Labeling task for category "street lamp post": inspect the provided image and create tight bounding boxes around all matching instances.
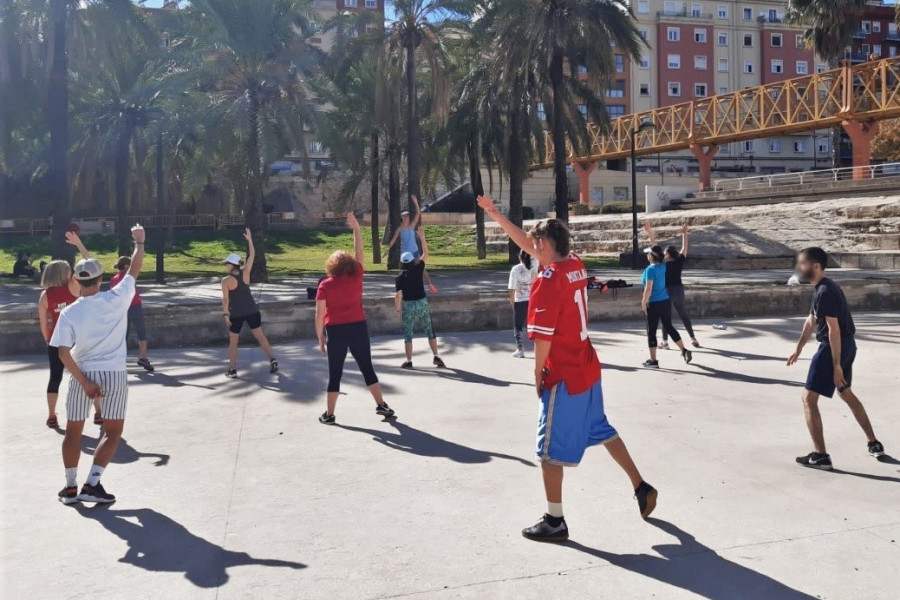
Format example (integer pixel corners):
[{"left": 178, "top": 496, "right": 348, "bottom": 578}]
[
  {"left": 631, "top": 118, "right": 656, "bottom": 268},
  {"left": 155, "top": 127, "right": 165, "bottom": 284}
]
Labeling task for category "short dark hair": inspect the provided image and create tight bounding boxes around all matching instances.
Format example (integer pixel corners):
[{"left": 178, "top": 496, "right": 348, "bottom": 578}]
[
  {"left": 78, "top": 276, "right": 101, "bottom": 288},
  {"left": 529, "top": 219, "right": 570, "bottom": 257},
  {"left": 519, "top": 249, "right": 532, "bottom": 269},
  {"left": 800, "top": 247, "right": 828, "bottom": 270},
  {"left": 664, "top": 245, "right": 679, "bottom": 259}
]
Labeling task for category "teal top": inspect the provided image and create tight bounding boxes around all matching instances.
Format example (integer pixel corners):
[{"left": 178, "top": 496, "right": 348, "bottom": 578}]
[{"left": 641, "top": 263, "right": 669, "bottom": 302}]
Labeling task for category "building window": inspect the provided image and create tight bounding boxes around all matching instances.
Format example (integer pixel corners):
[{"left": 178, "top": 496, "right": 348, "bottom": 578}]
[
  {"left": 769, "top": 89, "right": 779, "bottom": 100},
  {"left": 668, "top": 54, "right": 681, "bottom": 69},
  {"left": 691, "top": 3, "right": 702, "bottom": 18},
  {"left": 718, "top": 86, "right": 729, "bottom": 94},
  {"left": 873, "top": 21, "right": 882, "bottom": 34},
  {"left": 890, "top": 23, "right": 898, "bottom": 35},
  {"left": 718, "top": 58, "right": 728, "bottom": 72},
  {"left": 577, "top": 104, "right": 587, "bottom": 118},
  {"left": 613, "top": 187, "right": 629, "bottom": 201},
  {"left": 768, "top": 140, "right": 781, "bottom": 153},
  {"left": 695, "top": 29, "right": 707, "bottom": 43},
  {"left": 767, "top": 9, "right": 779, "bottom": 22},
  {"left": 862, "top": 21, "right": 871, "bottom": 34},
  {"left": 816, "top": 63, "right": 827, "bottom": 73},
  {"left": 873, "top": 45, "right": 882, "bottom": 57},
  {"left": 309, "top": 140, "right": 324, "bottom": 154},
  {"left": 796, "top": 61, "right": 808, "bottom": 75},
  {"left": 794, "top": 141, "right": 805, "bottom": 153},
  {"left": 344, "top": 0, "right": 357, "bottom": 6},
  {"left": 536, "top": 103, "right": 546, "bottom": 121},
  {"left": 365, "top": 23, "right": 379, "bottom": 34},
  {"left": 771, "top": 59, "right": 783, "bottom": 74},
  {"left": 637, "top": 0, "right": 649, "bottom": 12},
  {"left": 717, "top": 32, "right": 728, "bottom": 46},
  {"left": 743, "top": 140, "right": 754, "bottom": 153},
  {"left": 891, "top": 47, "right": 898, "bottom": 58},
  {"left": 576, "top": 64, "right": 588, "bottom": 74},
  {"left": 717, "top": 5, "right": 727, "bottom": 19},
  {"left": 668, "top": 82, "right": 681, "bottom": 97},
  {"left": 639, "top": 28, "right": 649, "bottom": 41},
  {"left": 639, "top": 83, "right": 650, "bottom": 96},
  {"left": 743, "top": 61, "right": 754, "bottom": 74},
  {"left": 608, "top": 105, "right": 626, "bottom": 117},
  {"left": 817, "top": 138, "right": 829, "bottom": 153},
  {"left": 639, "top": 56, "right": 650, "bottom": 69},
  {"left": 743, "top": 33, "right": 753, "bottom": 47},
  {"left": 720, "top": 143, "right": 730, "bottom": 155},
  {"left": 694, "top": 83, "right": 708, "bottom": 97},
  {"left": 615, "top": 55, "right": 625, "bottom": 73},
  {"left": 795, "top": 34, "right": 804, "bottom": 49},
  {"left": 605, "top": 80, "right": 626, "bottom": 98},
  {"left": 667, "top": 27, "right": 680, "bottom": 42},
  {"left": 365, "top": 0, "right": 377, "bottom": 7},
  {"left": 771, "top": 33, "right": 782, "bottom": 48},
  {"left": 742, "top": 7, "right": 752, "bottom": 20},
  {"left": 695, "top": 55, "right": 707, "bottom": 70},
  {"left": 862, "top": 43, "right": 870, "bottom": 54},
  {"left": 663, "top": 0, "right": 678, "bottom": 12}
]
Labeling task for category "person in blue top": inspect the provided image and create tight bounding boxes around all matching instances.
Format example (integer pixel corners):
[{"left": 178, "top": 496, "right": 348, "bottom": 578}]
[
  {"left": 385, "top": 194, "right": 436, "bottom": 293},
  {"left": 641, "top": 245, "right": 692, "bottom": 368}
]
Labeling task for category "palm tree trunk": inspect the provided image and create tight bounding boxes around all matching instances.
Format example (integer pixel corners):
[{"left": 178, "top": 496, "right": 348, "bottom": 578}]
[
  {"left": 245, "top": 89, "right": 268, "bottom": 282},
  {"left": 405, "top": 39, "right": 420, "bottom": 199},
  {"left": 508, "top": 106, "right": 526, "bottom": 264},
  {"left": 549, "top": 53, "right": 569, "bottom": 221},
  {"left": 114, "top": 123, "right": 132, "bottom": 255},
  {"left": 370, "top": 131, "right": 381, "bottom": 263},
  {"left": 467, "top": 136, "right": 486, "bottom": 260},
  {"left": 387, "top": 146, "right": 402, "bottom": 269},
  {"left": 48, "top": 0, "right": 72, "bottom": 262}
]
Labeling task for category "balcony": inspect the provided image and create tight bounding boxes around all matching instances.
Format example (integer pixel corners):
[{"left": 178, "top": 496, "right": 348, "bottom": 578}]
[
  {"left": 883, "top": 33, "right": 900, "bottom": 42},
  {"left": 853, "top": 30, "right": 871, "bottom": 39},
  {"left": 657, "top": 10, "right": 713, "bottom": 20}
]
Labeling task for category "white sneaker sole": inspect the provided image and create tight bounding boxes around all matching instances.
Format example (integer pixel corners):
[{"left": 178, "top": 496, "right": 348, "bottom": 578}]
[
  {"left": 58, "top": 496, "right": 80, "bottom": 505},
  {"left": 76, "top": 494, "right": 116, "bottom": 503}
]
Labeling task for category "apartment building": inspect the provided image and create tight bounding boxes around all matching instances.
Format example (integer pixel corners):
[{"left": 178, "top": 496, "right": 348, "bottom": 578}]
[
  {"left": 848, "top": 1, "right": 900, "bottom": 61},
  {"left": 629, "top": 0, "right": 828, "bottom": 175}
]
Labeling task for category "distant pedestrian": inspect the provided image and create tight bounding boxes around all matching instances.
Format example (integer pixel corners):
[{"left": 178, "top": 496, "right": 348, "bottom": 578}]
[
  {"left": 315, "top": 213, "right": 394, "bottom": 424},
  {"left": 645, "top": 222, "right": 699, "bottom": 348},
  {"left": 508, "top": 249, "right": 538, "bottom": 358},
  {"left": 787, "top": 247, "right": 884, "bottom": 470},
  {"left": 110, "top": 257, "right": 154, "bottom": 372},
  {"left": 220, "top": 229, "right": 277, "bottom": 378},
  {"left": 641, "top": 245, "right": 692, "bottom": 368},
  {"left": 394, "top": 228, "right": 445, "bottom": 369}
]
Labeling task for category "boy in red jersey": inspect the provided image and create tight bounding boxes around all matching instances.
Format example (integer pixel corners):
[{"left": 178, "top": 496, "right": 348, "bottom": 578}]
[{"left": 478, "top": 196, "right": 657, "bottom": 543}]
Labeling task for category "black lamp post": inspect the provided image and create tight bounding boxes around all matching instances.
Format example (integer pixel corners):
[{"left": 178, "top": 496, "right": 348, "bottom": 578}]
[
  {"left": 145, "top": 106, "right": 166, "bottom": 284},
  {"left": 631, "top": 118, "right": 656, "bottom": 268}
]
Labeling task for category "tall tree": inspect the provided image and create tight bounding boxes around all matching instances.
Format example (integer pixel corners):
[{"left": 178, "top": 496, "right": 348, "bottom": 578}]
[{"left": 47, "top": 0, "right": 72, "bottom": 261}]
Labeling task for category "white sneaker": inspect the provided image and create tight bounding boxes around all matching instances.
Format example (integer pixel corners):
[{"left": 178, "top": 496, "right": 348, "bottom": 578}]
[
  {"left": 658, "top": 342, "right": 670, "bottom": 350},
  {"left": 512, "top": 349, "right": 525, "bottom": 358}
]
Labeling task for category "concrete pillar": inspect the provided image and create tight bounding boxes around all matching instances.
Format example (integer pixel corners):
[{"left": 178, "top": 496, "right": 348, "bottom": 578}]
[
  {"left": 842, "top": 120, "right": 878, "bottom": 180},
  {"left": 571, "top": 161, "right": 596, "bottom": 205},
  {"left": 689, "top": 144, "right": 719, "bottom": 191}
]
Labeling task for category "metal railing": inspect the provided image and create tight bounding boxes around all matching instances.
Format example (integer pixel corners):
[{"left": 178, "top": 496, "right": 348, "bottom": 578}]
[{"left": 712, "top": 162, "right": 900, "bottom": 192}]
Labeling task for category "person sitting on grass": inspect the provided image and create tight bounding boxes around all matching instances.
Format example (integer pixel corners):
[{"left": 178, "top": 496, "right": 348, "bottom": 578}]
[
  {"left": 394, "top": 228, "right": 445, "bottom": 370},
  {"left": 13, "top": 252, "right": 37, "bottom": 277}
]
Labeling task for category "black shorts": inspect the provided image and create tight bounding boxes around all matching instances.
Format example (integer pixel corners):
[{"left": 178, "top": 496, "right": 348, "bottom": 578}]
[
  {"left": 806, "top": 339, "right": 856, "bottom": 398},
  {"left": 229, "top": 311, "right": 262, "bottom": 334}
]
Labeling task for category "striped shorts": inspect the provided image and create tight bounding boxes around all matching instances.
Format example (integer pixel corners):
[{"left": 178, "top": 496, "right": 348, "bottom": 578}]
[{"left": 66, "top": 371, "right": 128, "bottom": 422}]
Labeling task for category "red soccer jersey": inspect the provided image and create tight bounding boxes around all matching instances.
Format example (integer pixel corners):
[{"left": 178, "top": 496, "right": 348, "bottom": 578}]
[{"left": 527, "top": 254, "right": 601, "bottom": 395}]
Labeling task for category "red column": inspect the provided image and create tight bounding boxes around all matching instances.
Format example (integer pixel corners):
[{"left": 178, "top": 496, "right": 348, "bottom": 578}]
[
  {"left": 689, "top": 144, "right": 718, "bottom": 191},
  {"left": 571, "top": 161, "right": 596, "bottom": 205},
  {"left": 842, "top": 120, "right": 878, "bottom": 180}
]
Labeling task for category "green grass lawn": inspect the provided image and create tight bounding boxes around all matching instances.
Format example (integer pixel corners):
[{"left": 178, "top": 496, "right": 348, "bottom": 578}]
[{"left": 1, "top": 226, "right": 615, "bottom": 281}]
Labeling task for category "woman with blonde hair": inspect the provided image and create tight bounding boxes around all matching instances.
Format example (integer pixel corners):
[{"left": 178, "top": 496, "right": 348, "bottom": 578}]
[{"left": 315, "top": 213, "right": 394, "bottom": 424}]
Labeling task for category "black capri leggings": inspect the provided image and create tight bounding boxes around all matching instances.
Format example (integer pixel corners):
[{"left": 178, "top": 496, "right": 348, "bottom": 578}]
[
  {"left": 646, "top": 299, "right": 681, "bottom": 348},
  {"left": 47, "top": 345, "right": 65, "bottom": 394},
  {"left": 326, "top": 320, "right": 379, "bottom": 393},
  {"left": 662, "top": 285, "right": 695, "bottom": 341}
]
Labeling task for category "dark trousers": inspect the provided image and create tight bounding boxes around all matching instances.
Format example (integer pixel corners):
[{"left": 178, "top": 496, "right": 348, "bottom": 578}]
[
  {"left": 647, "top": 299, "right": 681, "bottom": 348},
  {"left": 47, "top": 344, "right": 64, "bottom": 394},
  {"left": 326, "top": 320, "right": 379, "bottom": 393},
  {"left": 662, "top": 285, "right": 695, "bottom": 341},
  {"left": 513, "top": 301, "right": 528, "bottom": 348}
]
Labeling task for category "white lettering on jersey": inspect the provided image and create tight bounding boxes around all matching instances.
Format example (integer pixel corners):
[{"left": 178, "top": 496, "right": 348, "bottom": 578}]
[{"left": 565, "top": 268, "right": 587, "bottom": 283}]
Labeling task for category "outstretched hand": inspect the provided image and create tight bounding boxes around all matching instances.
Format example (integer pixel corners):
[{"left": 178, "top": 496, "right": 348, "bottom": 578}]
[
  {"left": 682, "top": 223, "right": 690, "bottom": 234},
  {"left": 65, "top": 231, "right": 82, "bottom": 247},
  {"left": 476, "top": 195, "right": 499, "bottom": 218},
  {"left": 243, "top": 228, "right": 252, "bottom": 243},
  {"left": 131, "top": 224, "right": 146, "bottom": 244},
  {"left": 643, "top": 221, "right": 652, "bottom": 233},
  {"left": 347, "top": 212, "right": 360, "bottom": 230}
]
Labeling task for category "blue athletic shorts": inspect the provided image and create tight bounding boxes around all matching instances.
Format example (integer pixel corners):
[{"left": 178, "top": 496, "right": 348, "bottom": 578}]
[
  {"left": 806, "top": 338, "right": 856, "bottom": 398},
  {"left": 536, "top": 380, "right": 618, "bottom": 467}
]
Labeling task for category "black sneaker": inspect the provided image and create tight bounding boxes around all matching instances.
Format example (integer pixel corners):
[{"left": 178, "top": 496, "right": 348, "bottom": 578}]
[
  {"left": 137, "top": 357, "right": 154, "bottom": 372},
  {"left": 77, "top": 482, "right": 116, "bottom": 503},
  {"left": 226, "top": 368, "right": 237, "bottom": 378},
  {"left": 433, "top": 355, "right": 446, "bottom": 368},
  {"left": 58, "top": 486, "right": 79, "bottom": 505},
  {"left": 375, "top": 403, "right": 395, "bottom": 418},
  {"left": 401, "top": 361, "right": 413, "bottom": 370},
  {"left": 635, "top": 481, "right": 658, "bottom": 520},
  {"left": 269, "top": 358, "right": 278, "bottom": 374},
  {"left": 319, "top": 412, "right": 335, "bottom": 425},
  {"left": 643, "top": 359, "right": 659, "bottom": 368},
  {"left": 682, "top": 349, "right": 693, "bottom": 364},
  {"left": 868, "top": 440, "right": 885, "bottom": 457},
  {"left": 796, "top": 452, "right": 833, "bottom": 471},
  {"left": 521, "top": 514, "right": 569, "bottom": 543}
]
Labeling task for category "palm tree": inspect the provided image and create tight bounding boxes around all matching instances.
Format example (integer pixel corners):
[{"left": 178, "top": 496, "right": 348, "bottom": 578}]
[{"left": 490, "top": 0, "right": 644, "bottom": 220}]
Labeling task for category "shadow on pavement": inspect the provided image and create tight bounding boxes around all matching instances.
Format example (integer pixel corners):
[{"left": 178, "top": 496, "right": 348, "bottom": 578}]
[
  {"left": 830, "top": 468, "right": 900, "bottom": 483},
  {"left": 133, "top": 371, "right": 216, "bottom": 390},
  {"left": 381, "top": 365, "right": 531, "bottom": 388},
  {"left": 76, "top": 506, "right": 306, "bottom": 588},
  {"left": 336, "top": 420, "right": 535, "bottom": 466},
  {"left": 566, "top": 518, "right": 818, "bottom": 600},
  {"left": 690, "top": 364, "right": 803, "bottom": 387},
  {"left": 876, "top": 454, "right": 900, "bottom": 466},
  {"left": 57, "top": 429, "right": 171, "bottom": 467}
]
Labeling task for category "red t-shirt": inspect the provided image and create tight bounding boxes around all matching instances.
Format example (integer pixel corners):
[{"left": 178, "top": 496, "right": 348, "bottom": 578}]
[
  {"left": 527, "top": 254, "right": 601, "bottom": 395},
  {"left": 45, "top": 284, "right": 79, "bottom": 338},
  {"left": 109, "top": 271, "right": 141, "bottom": 307},
  {"left": 316, "top": 264, "right": 365, "bottom": 326}
]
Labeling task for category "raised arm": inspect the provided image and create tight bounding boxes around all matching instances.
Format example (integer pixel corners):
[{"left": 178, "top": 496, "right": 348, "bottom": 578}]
[
  {"left": 681, "top": 224, "right": 690, "bottom": 257},
  {"left": 643, "top": 222, "right": 657, "bottom": 246},
  {"left": 477, "top": 196, "right": 538, "bottom": 260},
  {"left": 241, "top": 228, "right": 254, "bottom": 285},
  {"left": 65, "top": 231, "right": 90, "bottom": 259},
  {"left": 417, "top": 228, "right": 430, "bottom": 263},
  {"left": 348, "top": 212, "right": 364, "bottom": 265},
  {"left": 127, "top": 225, "right": 145, "bottom": 279},
  {"left": 409, "top": 195, "right": 422, "bottom": 229}
]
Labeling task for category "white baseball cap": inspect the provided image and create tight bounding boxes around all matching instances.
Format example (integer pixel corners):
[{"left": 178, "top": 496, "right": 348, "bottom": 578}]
[
  {"left": 400, "top": 252, "right": 415, "bottom": 263},
  {"left": 223, "top": 253, "right": 242, "bottom": 266},
  {"left": 73, "top": 258, "right": 103, "bottom": 280}
]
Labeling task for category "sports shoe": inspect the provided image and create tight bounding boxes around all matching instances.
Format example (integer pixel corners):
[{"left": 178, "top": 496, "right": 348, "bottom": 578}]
[
  {"left": 643, "top": 359, "right": 659, "bottom": 368},
  {"left": 401, "top": 361, "right": 413, "bottom": 370},
  {"left": 521, "top": 514, "right": 569, "bottom": 543},
  {"left": 682, "top": 349, "right": 693, "bottom": 364},
  {"left": 269, "top": 358, "right": 278, "bottom": 374},
  {"left": 868, "top": 440, "right": 885, "bottom": 458},
  {"left": 77, "top": 482, "right": 116, "bottom": 503},
  {"left": 319, "top": 412, "right": 335, "bottom": 425},
  {"left": 512, "top": 349, "right": 525, "bottom": 358},
  {"left": 796, "top": 452, "right": 833, "bottom": 471},
  {"left": 226, "top": 368, "right": 237, "bottom": 378},
  {"left": 658, "top": 341, "right": 670, "bottom": 350},
  {"left": 691, "top": 338, "right": 701, "bottom": 348},
  {"left": 137, "top": 357, "right": 154, "bottom": 372},
  {"left": 94, "top": 412, "right": 104, "bottom": 426},
  {"left": 635, "top": 481, "right": 658, "bottom": 520},
  {"left": 433, "top": 355, "right": 446, "bottom": 368},
  {"left": 375, "top": 403, "right": 395, "bottom": 417},
  {"left": 58, "top": 486, "right": 79, "bottom": 505}
]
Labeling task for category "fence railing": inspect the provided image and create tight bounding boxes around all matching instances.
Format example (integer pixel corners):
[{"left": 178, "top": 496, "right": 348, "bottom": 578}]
[
  {"left": 0, "top": 212, "right": 312, "bottom": 235},
  {"left": 711, "top": 162, "right": 900, "bottom": 192}
]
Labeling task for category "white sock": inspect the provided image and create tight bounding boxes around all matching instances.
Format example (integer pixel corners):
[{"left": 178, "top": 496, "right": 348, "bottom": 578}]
[
  {"left": 547, "top": 502, "right": 564, "bottom": 518},
  {"left": 65, "top": 467, "right": 78, "bottom": 487},
  {"left": 86, "top": 465, "right": 105, "bottom": 487}
]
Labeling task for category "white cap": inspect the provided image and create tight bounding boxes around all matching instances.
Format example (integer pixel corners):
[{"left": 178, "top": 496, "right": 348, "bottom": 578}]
[
  {"left": 73, "top": 258, "right": 103, "bottom": 280},
  {"left": 223, "top": 253, "right": 242, "bottom": 266},
  {"left": 400, "top": 252, "right": 415, "bottom": 263}
]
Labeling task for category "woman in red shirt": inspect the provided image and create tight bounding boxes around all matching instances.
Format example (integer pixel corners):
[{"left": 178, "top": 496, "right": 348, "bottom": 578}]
[{"left": 315, "top": 213, "right": 394, "bottom": 424}]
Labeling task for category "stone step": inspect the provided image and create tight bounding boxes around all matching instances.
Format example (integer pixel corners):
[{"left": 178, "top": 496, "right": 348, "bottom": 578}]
[{"left": 843, "top": 233, "right": 900, "bottom": 250}]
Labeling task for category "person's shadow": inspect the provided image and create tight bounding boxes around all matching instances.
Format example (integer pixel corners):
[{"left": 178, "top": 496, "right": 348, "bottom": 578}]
[
  {"left": 336, "top": 420, "right": 535, "bottom": 466},
  {"left": 566, "top": 518, "right": 819, "bottom": 600},
  {"left": 76, "top": 506, "right": 306, "bottom": 588},
  {"left": 77, "top": 432, "right": 171, "bottom": 467}
]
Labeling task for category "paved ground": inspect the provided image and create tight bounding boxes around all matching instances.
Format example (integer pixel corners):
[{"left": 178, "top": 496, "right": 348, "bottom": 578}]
[{"left": 2, "top": 315, "right": 899, "bottom": 600}]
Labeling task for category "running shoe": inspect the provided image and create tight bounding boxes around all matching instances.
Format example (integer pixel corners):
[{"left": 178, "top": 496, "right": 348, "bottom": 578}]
[
  {"left": 691, "top": 338, "right": 701, "bottom": 348},
  {"left": 137, "top": 357, "right": 154, "bottom": 372},
  {"left": 512, "top": 349, "right": 525, "bottom": 358},
  {"left": 643, "top": 359, "right": 659, "bottom": 368},
  {"left": 682, "top": 349, "right": 693, "bottom": 364},
  {"left": 58, "top": 486, "right": 79, "bottom": 505},
  {"left": 269, "top": 358, "right": 278, "bottom": 374},
  {"left": 375, "top": 403, "right": 395, "bottom": 418},
  {"left": 401, "top": 361, "right": 413, "bottom": 370},
  {"left": 796, "top": 452, "right": 833, "bottom": 471},
  {"left": 226, "top": 368, "right": 238, "bottom": 378},
  {"left": 77, "top": 482, "right": 116, "bottom": 503},
  {"left": 319, "top": 412, "right": 336, "bottom": 425},
  {"left": 868, "top": 440, "right": 886, "bottom": 458},
  {"left": 521, "top": 514, "right": 569, "bottom": 543},
  {"left": 46, "top": 414, "right": 59, "bottom": 429},
  {"left": 658, "top": 341, "right": 670, "bottom": 350},
  {"left": 433, "top": 355, "right": 446, "bottom": 368},
  {"left": 635, "top": 481, "right": 658, "bottom": 520},
  {"left": 94, "top": 412, "right": 104, "bottom": 426}
]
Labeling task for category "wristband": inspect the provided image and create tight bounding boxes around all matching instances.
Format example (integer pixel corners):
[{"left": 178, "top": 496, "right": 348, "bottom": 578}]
[{"left": 135, "top": 242, "right": 145, "bottom": 246}]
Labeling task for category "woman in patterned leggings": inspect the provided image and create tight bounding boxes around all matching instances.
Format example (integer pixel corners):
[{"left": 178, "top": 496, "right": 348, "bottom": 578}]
[{"left": 394, "top": 229, "right": 446, "bottom": 370}]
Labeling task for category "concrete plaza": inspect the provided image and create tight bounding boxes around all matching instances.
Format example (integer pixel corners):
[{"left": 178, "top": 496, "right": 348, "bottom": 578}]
[{"left": 1, "top": 315, "right": 899, "bottom": 600}]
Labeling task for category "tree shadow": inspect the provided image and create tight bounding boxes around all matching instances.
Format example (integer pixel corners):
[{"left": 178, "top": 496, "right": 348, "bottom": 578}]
[
  {"left": 690, "top": 364, "right": 803, "bottom": 388},
  {"left": 335, "top": 420, "right": 535, "bottom": 466},
  {"left": 133, "top": 371, "right": 216, "bottom": 390},
  {"left": 565, "top": 518, "right": 819, "bottom": 600},
  {"left": 75, "top": 506, "right": 306, "bottom": 588}
]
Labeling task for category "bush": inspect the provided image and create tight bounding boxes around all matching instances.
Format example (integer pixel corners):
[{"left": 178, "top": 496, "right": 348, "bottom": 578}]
[{"left": 600, "top": 201, "right": 644, "bottom": 214}]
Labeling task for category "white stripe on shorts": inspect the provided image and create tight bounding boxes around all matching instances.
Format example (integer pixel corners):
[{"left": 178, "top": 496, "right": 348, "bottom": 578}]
[{"left": 66, "top": 371, "right": 128, "bottom": 422}]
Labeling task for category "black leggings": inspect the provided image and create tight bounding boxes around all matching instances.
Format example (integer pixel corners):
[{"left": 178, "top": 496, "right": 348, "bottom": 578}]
[
  {"left": 662, "top": 285, "right": 695, "bottom": 341},
  {"left": 326, "top": 320, "right": 379, "bottom": 393},
  {"left": 513, "top": 301, "right": 528, "bottom": 347},
  {"left": 647, "top": 300, "right": 681, "bottom": 348},
  {"left": 47, "top": 345, "right": 64, "bottom": 394}
]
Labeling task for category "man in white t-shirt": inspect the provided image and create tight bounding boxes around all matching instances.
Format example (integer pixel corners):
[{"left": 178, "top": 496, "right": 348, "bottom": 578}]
[{"left": 51, "top": 224, "right": 145, "bottom": 505}]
